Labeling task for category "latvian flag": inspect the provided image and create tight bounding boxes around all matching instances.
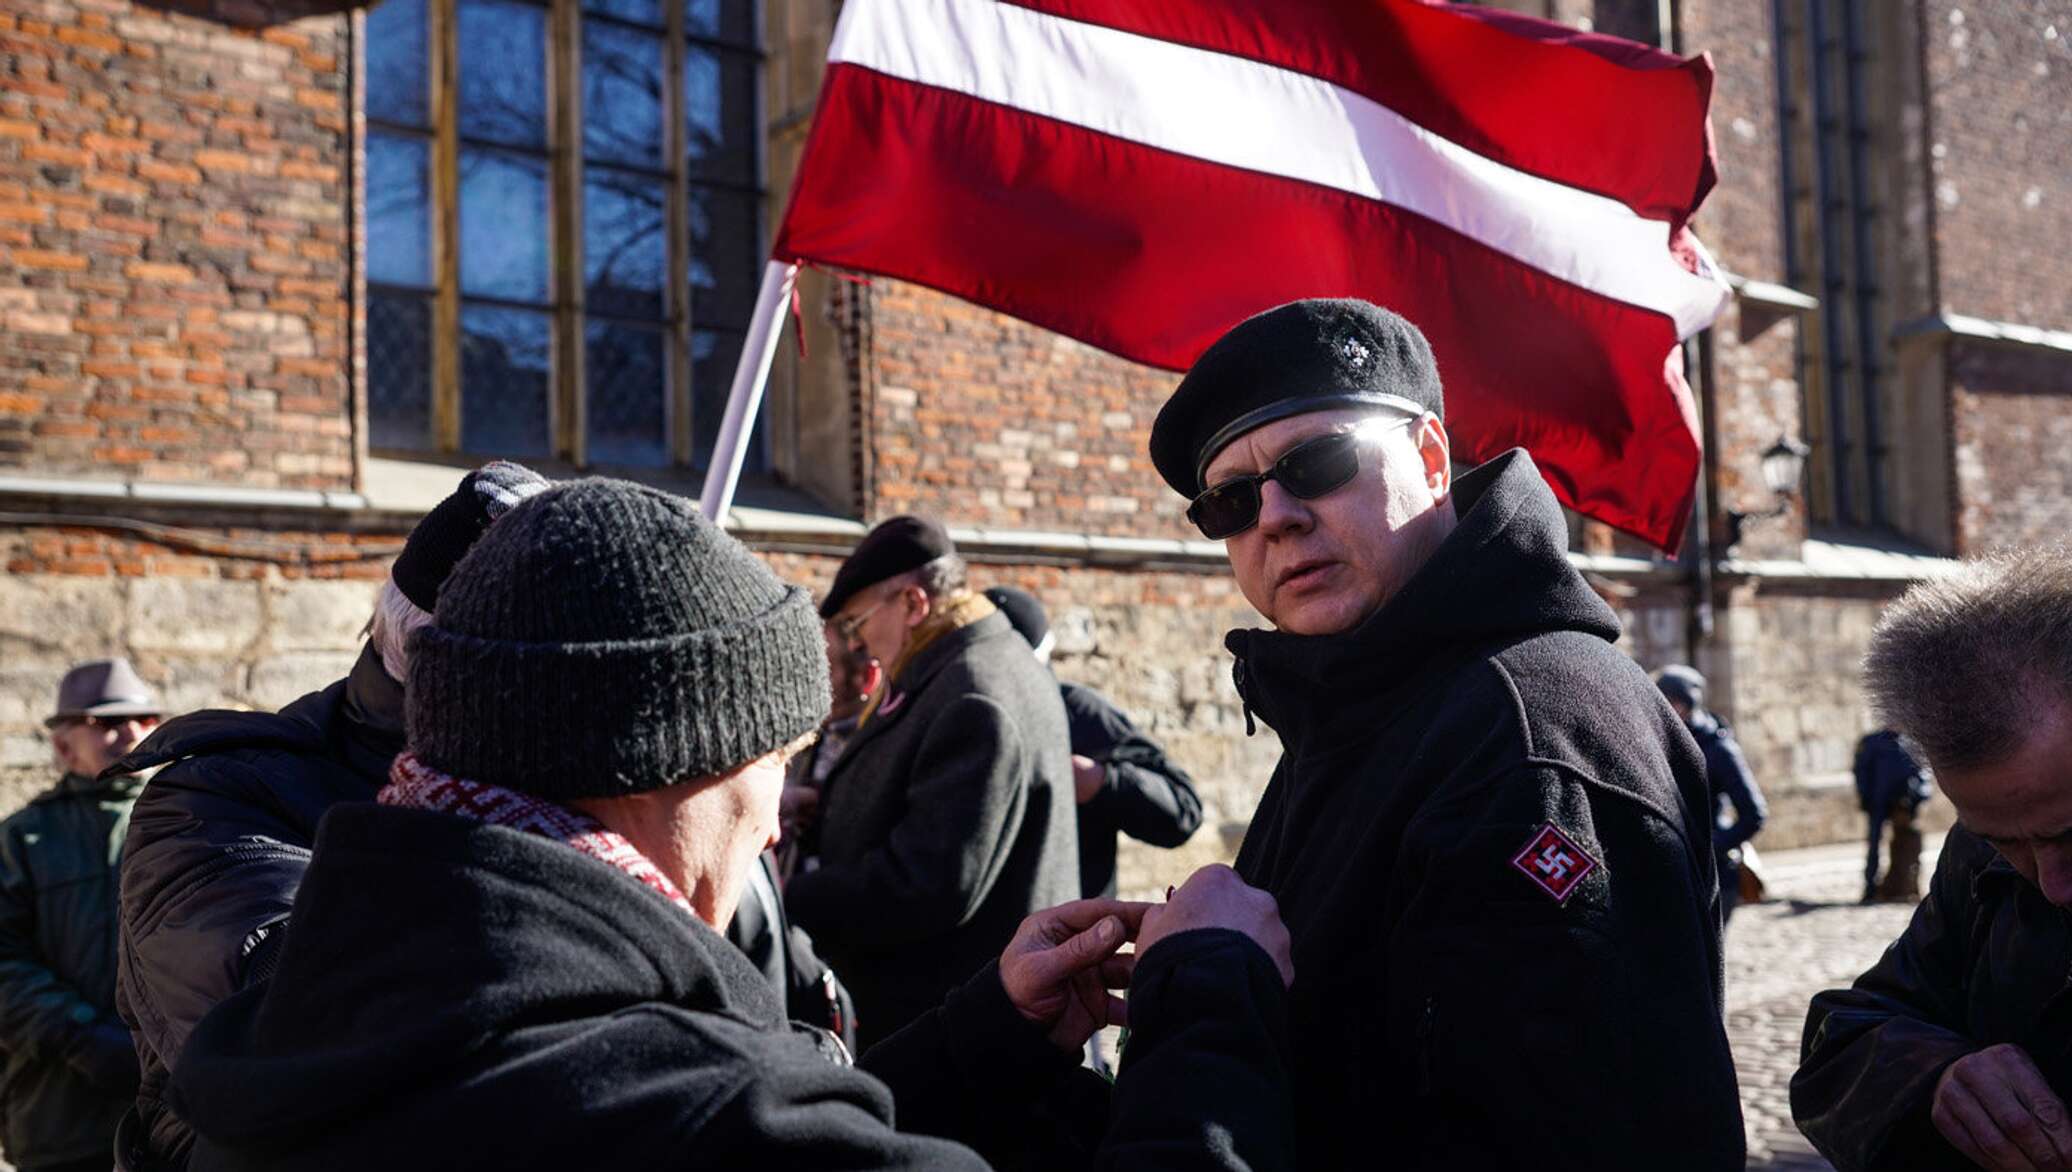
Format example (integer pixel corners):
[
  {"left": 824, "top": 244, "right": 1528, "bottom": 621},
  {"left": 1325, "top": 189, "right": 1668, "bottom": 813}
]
[{"left": 773, "top": 0, "right": 1731, "bottom": 553}]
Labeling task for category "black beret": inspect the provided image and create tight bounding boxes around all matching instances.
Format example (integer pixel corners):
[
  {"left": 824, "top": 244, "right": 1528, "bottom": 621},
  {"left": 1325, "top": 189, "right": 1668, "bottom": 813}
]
[
  {"left": 982, "top": 586, "right": 1049, "bottom": 651},
  {"left": 820, "top": 515, "right": 955, "bottom": 618},
  {"left": 1149, "top": 298, "right": 1445, "bottom": 497},
  {"left": 391, "top": 460, "right": 551, "bottom": 612}
]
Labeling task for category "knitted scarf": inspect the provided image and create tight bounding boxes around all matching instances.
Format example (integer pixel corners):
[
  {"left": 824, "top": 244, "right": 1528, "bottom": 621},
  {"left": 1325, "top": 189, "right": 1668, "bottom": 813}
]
[
  {"left": 379, "top": 751, "right": 698, "bottom": 920},
  {"left": 857, "top": 590, "right": 996, "bottom": 728}
]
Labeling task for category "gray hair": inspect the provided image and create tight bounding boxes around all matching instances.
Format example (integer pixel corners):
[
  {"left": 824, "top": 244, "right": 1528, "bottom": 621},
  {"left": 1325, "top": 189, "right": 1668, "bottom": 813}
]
[
  {"left": 902, "top": 553, "right": 968, "bottom": 602},
  {"left": 367, "top": 578, "right": 434, "bottom": 682},
  {"left": 1863, "top": 544, "right": 2072, "bottom": 772}
]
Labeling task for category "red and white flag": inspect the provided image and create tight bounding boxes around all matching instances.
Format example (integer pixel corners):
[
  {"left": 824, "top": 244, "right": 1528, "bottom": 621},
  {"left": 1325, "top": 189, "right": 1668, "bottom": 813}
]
[{"left": 773, "top": 0, "right": 1730, "bottom": 552}]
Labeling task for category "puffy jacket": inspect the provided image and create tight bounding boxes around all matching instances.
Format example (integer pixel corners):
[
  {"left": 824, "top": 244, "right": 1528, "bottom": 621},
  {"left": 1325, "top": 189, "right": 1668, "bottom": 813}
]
[
  {"left": 1685, "top": 711, "right": 1767, "bottom": 859},
  {"left": 1061, "top": 682, "right": 1202, "bottom": 899},
  {"left": 110, "top": 645, "right": 404, "bottom": 1167},
  {"left": 169, "top": 801, "right": 1296, "bottom": 1170},
  {"left": 1793, "top": 826, "right": 2062, "bottom": 1170},
  {"left": 1227, "top": 450, "right": 1743, "bottom": 1168},
  {"left": 0, "top": 769, "right": 143, "bottom": 1166}
]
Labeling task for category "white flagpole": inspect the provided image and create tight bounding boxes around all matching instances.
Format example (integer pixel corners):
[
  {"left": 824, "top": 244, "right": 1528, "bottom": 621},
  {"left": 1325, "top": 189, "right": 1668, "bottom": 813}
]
[{"left": 699, "top": 260, "right": 799, "bottom": 523}]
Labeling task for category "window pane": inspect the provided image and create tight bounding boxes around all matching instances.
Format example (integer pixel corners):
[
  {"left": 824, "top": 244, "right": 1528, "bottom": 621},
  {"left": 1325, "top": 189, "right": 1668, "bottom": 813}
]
[
  {"left": 585, "top": 171, "right": 668, "bottom": 320},
  {"left": 686, "top": 0, "right": 754, "bottom": 45},
  {"left": 583, "top": 0, "right": 662, "bottom": 25},
  {"left": 459, "top": 0, "right": 547, "bottom": 149},
  {"left": 688, "top": 186, "right": 758, "bottom": 328},
  {"left": 368, "top": 292, "right": 433, "bottom": 450},
  {"left": 684, "top": 46, "right": 756, "bottom": 185},
  {"left": 366, "top": 0, "right": 429, "bottom": 126},
  {"left": 367, "top": 134, "right": 432, "bottom": 288},
  {"left": 693, "top": 328, "right": 762, "bottom": 472},
  {"left": 586, "top": 321, "right": 669, "bottom": 467},
  {"left": 461, "top": 305, "right": 552, "bottom": 458},
  {"left": 460, "top": 150, "right": 550, "bottom": 303},
  {"left": 583, "top": 21, "right": 665, "bottom": 170}
]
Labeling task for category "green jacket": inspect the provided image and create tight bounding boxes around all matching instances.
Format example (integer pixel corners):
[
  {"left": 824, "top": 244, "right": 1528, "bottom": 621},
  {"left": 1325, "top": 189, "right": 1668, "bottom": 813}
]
[{"left": 0, "top": 770, "right": 143, "bottom": 1166}]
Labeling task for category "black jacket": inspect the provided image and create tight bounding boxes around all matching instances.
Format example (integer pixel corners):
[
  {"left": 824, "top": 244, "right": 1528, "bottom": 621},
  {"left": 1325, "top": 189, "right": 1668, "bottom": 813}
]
[
  {"left": 1062, "top": 682, "right": 1202, "bottom": 898},
  {"left": 1854, "top": 729, "right": 1930, "bottom": 817},
  {"left": 787, "top": 611, "right": 1080, "bottom": 1048},
  {"left": 169, "top": 802, "right": 1295, "bottom": 1170},
  {"left": 0, "top": 770, "right": 143, "bottom": 1166},
  {"left": 1228, "top": 450, "right": 1742, "bottom": 1168},
  {"left": 1793, "top": 826, "right": 2058, "bottom": 1171},
  {"left": 111, "top": 645, "right": 404, "bottom": 1166},
  {"left": 1685, "top": 711, "right": 1766, "bottom": 859}
]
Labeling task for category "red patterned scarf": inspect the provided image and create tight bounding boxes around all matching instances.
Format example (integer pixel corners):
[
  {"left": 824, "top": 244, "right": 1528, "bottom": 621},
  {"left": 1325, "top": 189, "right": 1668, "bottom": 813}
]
[{"left": 380, "top": 751, "right": 698, "bottom": 920}]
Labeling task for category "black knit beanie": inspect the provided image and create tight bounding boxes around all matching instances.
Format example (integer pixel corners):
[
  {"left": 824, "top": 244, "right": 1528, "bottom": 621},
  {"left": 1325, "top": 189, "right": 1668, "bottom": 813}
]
[
  {"left": 391, "top": 461, "right": 552, "bottom": 612},
  {"left": 405, "top": 478, "right": 830, "bottom": 799}
]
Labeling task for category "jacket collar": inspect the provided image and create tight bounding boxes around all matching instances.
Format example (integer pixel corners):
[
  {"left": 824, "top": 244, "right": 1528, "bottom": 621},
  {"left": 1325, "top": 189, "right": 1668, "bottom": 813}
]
[
  {"left": 837, "top": 611, "right": 1016, "bottom": 760},
  {"left": 40, "top": 770, "right": 144, "bottom": 803},
  {"left": 1227, "top": 450, "right": 1621, "bottom": 746}
]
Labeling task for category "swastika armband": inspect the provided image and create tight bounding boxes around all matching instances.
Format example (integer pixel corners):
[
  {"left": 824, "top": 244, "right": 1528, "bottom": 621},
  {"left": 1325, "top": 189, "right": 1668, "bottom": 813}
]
[{"left": 1510, "top": 822, "right": 1600, "bottom": 904}]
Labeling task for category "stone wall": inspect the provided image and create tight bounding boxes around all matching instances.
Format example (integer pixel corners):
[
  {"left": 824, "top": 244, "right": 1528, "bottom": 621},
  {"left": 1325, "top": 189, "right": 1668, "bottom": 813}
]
[{"left": 0, "top": 0, "right": 354, "bottom": 488}]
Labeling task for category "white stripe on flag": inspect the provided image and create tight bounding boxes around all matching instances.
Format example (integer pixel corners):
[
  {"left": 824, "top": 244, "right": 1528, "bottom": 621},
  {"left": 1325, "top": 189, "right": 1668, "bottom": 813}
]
[{"left": 830, "top": 0, "right": 1730, "bottom": 338}]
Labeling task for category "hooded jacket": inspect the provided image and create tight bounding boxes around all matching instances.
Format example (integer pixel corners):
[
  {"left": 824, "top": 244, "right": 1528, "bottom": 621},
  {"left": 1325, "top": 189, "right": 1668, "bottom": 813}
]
[
  {"left": 1227, "top": 449, "right": 1742, "bottom": 1168},
  {"left": 168, "top": 802, "right": 1296, "bottom": 1171},
  {"left": 1792, "top": 826, "right": 2064, "bottom": 1171},
  {"left": 0, "top": 768, "right": 143, "bottom": 1167},
  {"left": 786, "top": 610, "right": 1080, "bottom": 1048},
  {"left": 111, "top": 645, "right": 405, "bottom": 1166}
]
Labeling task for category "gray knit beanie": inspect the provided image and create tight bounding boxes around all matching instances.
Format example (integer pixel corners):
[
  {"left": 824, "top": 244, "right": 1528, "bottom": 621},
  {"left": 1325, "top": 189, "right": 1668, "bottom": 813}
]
[{"left": 405, "top": 478, "right": 830, "bottom": 799}]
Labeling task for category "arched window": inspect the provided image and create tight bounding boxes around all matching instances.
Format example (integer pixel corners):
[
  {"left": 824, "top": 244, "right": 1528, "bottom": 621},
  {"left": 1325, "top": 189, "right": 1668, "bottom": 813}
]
[{"left": 364, "top": 0, "right": 762, "bottom": 471}]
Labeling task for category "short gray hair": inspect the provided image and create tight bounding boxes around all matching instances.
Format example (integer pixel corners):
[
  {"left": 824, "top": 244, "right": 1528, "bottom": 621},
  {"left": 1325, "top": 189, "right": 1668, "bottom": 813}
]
[
  {"left": 367, "top": 578, "right": 434, "bottom": 683},
  {"left": 1863, "top": 545, "right": 2072, "bottom": 772},
  {"left": 902, "top": 553, "right": 968, "bottom": 602}
]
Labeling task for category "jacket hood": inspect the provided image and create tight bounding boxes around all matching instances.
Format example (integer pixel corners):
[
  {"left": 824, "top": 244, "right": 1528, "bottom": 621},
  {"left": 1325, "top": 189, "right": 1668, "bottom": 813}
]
[
  {"left": 106, "top": 645, "right": 404, "bottom": 782},
  {"left": 1228, "top": 449, "right": 1622, "bottom": 740},
  {"left": 169, "top": 802, "right": 779, "bottom": 1152}
]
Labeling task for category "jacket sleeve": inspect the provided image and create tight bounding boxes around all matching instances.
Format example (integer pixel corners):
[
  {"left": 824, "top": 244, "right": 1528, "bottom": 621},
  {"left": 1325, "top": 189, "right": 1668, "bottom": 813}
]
[
  {"left": 1709, "top": 732, "right": 1767, "bottom": 854},
  {"left": 1385, "top": 763, "right": 1744, "bottom": 1170},
  {"left": 0, "top": 814, "right": 107, "bottom": 1063},
  {"left": 1067, "top": 689, "right": 1203, "bottom": 850},
  {"left": 1790, "top": 832, "right": 1987, "bottom": 1172},
  {"left": 787, "top": 695, "right": 1030, "bottom": 951}
]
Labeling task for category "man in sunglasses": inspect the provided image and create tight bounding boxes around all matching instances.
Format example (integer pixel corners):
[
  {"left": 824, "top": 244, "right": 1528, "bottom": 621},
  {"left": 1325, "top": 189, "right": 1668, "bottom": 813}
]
[{"left": 1147, "top": 297, "right": 1743, "bottom": 1168}]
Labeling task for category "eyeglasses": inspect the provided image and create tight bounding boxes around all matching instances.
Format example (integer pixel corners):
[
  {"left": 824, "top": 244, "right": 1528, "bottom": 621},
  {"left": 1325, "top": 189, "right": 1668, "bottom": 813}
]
[
  {"left": 1186, "top": 417, "right": 1420, "bottom": 540},
  {"left": 830, "top": 600, "right": 885, "bottom": 645}
]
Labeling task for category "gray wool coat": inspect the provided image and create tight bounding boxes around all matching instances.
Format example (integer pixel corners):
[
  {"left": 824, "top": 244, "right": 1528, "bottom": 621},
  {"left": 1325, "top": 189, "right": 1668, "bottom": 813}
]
[{"left": 786, "top": 610, "right": 1079, "bottom": 1048}]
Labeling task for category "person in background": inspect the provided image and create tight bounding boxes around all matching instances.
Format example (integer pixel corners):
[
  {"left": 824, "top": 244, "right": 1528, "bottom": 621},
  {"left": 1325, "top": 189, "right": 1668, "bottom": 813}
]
[
  {"left": 1854, "top": 727, "right": 1931, "bottom": 904},
  {"left": 982, "top": 585, "right": 1203, "bottom": 901},
  {"left": 109, "top": 461, "right": 548, "bottom": 1169},
  {"left": 1655, "top": 665, "right": 1769, "bottom": 922},
  {"left": 776, "top": 624, "right": 880, "bottom": 881},
  {"left": 0, "top": 660, "right": 160, "bottom": 1172}
]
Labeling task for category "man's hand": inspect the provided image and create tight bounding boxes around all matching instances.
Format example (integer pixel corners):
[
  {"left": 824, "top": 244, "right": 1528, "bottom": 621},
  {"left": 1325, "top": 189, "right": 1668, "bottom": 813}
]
[
  {"left": 1932, "top": 1043, "right": 2072, "bottom": 1170},
  {"left": 1071, "top": 754, "right": 1106, "bottom": 804},
  {"left": 999, "top": 898, "right": 1150, "bottom": 1052},
  {"left": 1137, "top": 864, "right": 1294, "bottom": 988}
]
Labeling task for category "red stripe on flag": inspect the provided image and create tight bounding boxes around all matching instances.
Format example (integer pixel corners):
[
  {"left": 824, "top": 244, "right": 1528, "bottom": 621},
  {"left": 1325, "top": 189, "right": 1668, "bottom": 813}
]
[
  {"left": 997, "top": 0, "right": 1715, "bottom": 224},
  {"left": 775, "top": 67, "right": 1698, "bottom": 549}
]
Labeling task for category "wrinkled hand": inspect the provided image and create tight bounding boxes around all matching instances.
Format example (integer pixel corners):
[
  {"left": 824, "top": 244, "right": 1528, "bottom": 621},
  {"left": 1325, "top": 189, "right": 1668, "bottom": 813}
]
[
  {"left": 999, "top": 898, "right": 1150, "bottom": 1052},
  {"left": 1071, "top": 755, "right": 1106, "bottom": 804},
  {"left": 778, "top": 785, "right": 820, "bottom": 837},
  {"left": 1136, "top": 864, "right": 1294, "bottom": 989},
  {"left": 1932, "top": 1043, "right": 2072, "bottom": 1170}
]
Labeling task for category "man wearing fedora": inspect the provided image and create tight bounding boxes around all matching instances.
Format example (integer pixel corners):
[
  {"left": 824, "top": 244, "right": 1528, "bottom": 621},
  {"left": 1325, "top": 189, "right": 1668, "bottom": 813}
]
[{"left": 0, "top": 659, "right": 161, "bottom": 1172}]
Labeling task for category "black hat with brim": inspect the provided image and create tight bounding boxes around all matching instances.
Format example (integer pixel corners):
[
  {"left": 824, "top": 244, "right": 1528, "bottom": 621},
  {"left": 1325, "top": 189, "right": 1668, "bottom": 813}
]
[
  {"left": 820, "top": 516, "right": 956, "bottom": 619},
  {"left": 1149, "top": 298, "right": 1445, "bottom": 497}
]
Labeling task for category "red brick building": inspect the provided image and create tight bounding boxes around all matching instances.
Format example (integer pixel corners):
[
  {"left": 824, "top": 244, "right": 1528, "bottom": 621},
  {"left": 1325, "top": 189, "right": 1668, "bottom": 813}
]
[{"left": 4, "top": 0, "right": 2067, "bottom": 885}]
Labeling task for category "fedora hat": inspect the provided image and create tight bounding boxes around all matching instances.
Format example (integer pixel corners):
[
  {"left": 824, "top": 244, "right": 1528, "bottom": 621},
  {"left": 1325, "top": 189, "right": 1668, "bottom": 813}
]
[{"left": 45, "top": 658, "right": 161, "bottom": 727}]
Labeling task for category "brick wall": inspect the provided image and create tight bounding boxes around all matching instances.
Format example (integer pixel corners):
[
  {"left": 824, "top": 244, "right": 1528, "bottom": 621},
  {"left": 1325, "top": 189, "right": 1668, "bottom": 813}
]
[
  {"left": 1949, "top": 339, "right": 2072, "bottom": 555},
  {"left": 1683, "top": 1, "right": 1786, "bottom": 283},
  {"left": 0, "top": 0, "right": 354, "bottom": 489},
  {"left": 1924, "top": 1, "right": 2072, "bottom": 329}
]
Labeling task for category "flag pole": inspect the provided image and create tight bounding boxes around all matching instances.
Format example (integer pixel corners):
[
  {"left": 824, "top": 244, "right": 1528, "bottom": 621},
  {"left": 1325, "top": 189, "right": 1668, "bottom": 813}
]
[{"left": 699, "top": 260, "right": 799, "bottom": 523}]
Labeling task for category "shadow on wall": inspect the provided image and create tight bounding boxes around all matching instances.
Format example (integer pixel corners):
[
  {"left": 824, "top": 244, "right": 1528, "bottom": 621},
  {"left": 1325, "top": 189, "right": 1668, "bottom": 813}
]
[{"left": 137, "top": 0, "right": 367, "bottom": 29}]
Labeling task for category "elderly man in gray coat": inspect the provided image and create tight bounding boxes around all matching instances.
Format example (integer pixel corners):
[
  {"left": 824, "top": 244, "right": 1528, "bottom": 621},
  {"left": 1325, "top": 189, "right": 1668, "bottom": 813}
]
[{"left": 790, "top": 516, "right": 1080, "bottom": 1048}]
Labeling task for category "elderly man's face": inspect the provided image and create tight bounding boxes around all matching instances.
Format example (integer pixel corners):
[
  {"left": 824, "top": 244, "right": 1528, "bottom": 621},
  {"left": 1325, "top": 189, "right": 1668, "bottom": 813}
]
[
  {"left": 1202, "top": 407, "right": 1454, "bottom": 636},
  {"left": 1941, "top": 698, "right": 2072, "bottom": 907},
  {"left": 831, "top": 580, "right": 923, "bottom": 672},
  {"left": 49, "top": 717, "right": 153, "bottom": 778}
]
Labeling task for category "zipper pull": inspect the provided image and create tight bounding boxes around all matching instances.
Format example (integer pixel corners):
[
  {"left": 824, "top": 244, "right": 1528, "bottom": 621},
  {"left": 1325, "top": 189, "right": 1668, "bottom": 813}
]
[{"left": 1233, "top": 655, "right": 1257, "bottom": 737}]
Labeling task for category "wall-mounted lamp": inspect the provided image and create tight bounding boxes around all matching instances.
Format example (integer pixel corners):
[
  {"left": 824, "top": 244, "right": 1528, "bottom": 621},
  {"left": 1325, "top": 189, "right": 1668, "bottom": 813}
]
[{"left": 1723, "top": 435, "right": 1811, "bottom": 553}]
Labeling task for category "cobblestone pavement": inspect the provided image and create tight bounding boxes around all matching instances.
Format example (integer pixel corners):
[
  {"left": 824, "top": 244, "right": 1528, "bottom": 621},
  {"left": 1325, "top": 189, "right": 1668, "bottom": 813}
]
[{"left": 1730, "top": 834, "right": 1946, "bottom": 1170}]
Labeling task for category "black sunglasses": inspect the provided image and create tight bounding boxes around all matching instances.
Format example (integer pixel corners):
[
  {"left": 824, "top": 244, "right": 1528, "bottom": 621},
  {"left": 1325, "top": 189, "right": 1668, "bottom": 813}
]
[{"left": 1186, "top": 420, "right": 1416, "bottom": 540}]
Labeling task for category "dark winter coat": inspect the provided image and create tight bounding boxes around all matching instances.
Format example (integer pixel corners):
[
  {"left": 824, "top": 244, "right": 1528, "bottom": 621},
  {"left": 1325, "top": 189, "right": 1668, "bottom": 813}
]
[
  {"left": 1227, "top": 449, "right": 1743, "bottom": 1169},
  {"left": 787, "top": 611, "right": 1080, "bottom": 1048},
  {"left": 110, "top": 645, "right": 404, "bottom": 1166},
  {"left": 1685, "top": 710, "right": 1767, "bottom": 860},
  {"left": 0, "top": 769, "right": 142, "bottom": 1167},
  {"left": 167, "top": 802, "right": 1296, "bottom": 1171},
  {"left": 1061, "top": 682, "right": 1202, "bottom": 898},
  {"left": 1854, "top": 729, "right": 1930, "bottom": 817},
  {"left": 1793, "top": 826, "right": 2064, "bottom": 1171}
]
